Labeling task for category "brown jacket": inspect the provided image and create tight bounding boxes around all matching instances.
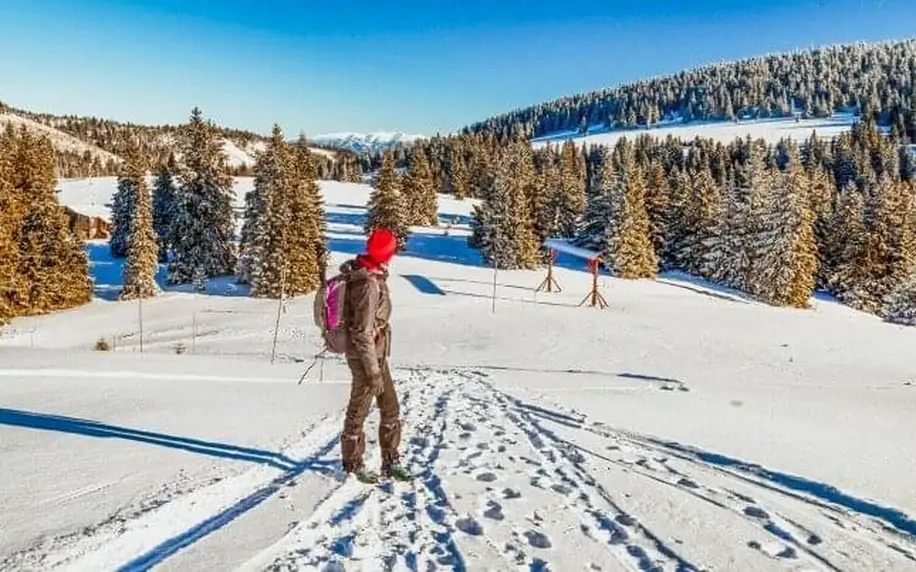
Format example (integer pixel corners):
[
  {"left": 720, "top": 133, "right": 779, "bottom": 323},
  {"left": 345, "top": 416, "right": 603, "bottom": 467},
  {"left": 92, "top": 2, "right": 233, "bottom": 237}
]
[{"left": 340, "top": 258, "right": 391, "bottom": 379}]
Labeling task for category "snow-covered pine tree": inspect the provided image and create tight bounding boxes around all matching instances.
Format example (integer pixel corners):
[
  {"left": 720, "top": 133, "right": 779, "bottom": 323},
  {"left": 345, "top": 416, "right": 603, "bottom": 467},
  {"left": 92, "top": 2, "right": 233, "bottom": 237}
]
[
  {"left": 753, "top": 146, "right": 817, "bottom": 307},
  {"left": 643, "top": 161, "right": 670, "bottom": 261},
  {"left": 807, "top": 163, "right": 835, "bottom": 289},
  {"left": 120, "top": 148, "right": 160, "bottom": 301},
  {"left": 678, "top": 164, "right": 721, "bottom": 275},
  {"left": 8, "top": 128, "right": 91, "bottom": 315},
  {"left": 611, "top": 153, "right": 658, "bottom": 279},
  {"left": 283, "top": 135, "right": 326, "bottom": 296},
  {"left": 407, "top": 145, "right": 437, "bottom": 226},
  {"left": 236, "top": 177, "right": 263, "bottom": 286},
  {"left": 575, "top": 146, "right": 616, "bottom": 253},
  {"left": 152, "top": 152, "right": 179, "bottom": 262},
  {"left": 469, "top": 152, "right": 515, "bottom": 268},
  {"left": 246, "top": 125, "right": 293, "bottom": 298},
  {"left": 168, "top": 107, "right": 237, "bottom": 289},
  {"left": 826, "top": 186, "right": 866, "bottom": 301},
  {"left": 507, "top": 142, "right": 541, "bottom": 268},
  {"left": 662, "top": 166, "right": 690, "bottom": 270},
  {"left": 0, "top": 132, "right": 20, "bottom": 324},
  {"left": 532, "top": 150, "right": 564, "bottom": 247},
  {"left": 720, "top": 141, "right": 769, "bottom": 292},
  {"left": 449, "top": 144, "right": 471, "bottom": 200},
  {"left": 883, "top": 273, "right": 916, "bottom": 326},
  {"left": 365, "top": 152, "right": 408, "bottom": 249},
  {"left": 845, "top": 176, "right": 916, "bottom": 313},
  {"left": 109, "top": 159, "right": 140, "bottom": 259},
  {"left": 558, "top": 140, "right": 586, "bottom": 237}
]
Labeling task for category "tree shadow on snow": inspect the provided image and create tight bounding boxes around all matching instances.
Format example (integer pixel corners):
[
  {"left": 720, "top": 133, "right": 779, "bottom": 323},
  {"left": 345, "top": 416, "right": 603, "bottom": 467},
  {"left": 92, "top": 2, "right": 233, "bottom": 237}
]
[
  {"left": 327, "top": 233, "right": 485, "bottom": 268},
  {"left": 85, "top": 242, "right": 250, "bottom": 300},
  {"left": 85, "top": 242, "right": 169, "bottom": 301},
  {"left": 326, "top": 211, "right": 368, "bottom": 228},
  {"left": 0, "top": 407, "right": 337, "bottom": 473}
]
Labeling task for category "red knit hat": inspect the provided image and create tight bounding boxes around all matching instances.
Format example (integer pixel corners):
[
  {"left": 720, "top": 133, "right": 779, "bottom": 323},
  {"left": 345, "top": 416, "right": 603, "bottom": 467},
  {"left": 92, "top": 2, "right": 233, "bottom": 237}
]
[{"left": 365, "top": 227, "right": 397, "bottom": 267}]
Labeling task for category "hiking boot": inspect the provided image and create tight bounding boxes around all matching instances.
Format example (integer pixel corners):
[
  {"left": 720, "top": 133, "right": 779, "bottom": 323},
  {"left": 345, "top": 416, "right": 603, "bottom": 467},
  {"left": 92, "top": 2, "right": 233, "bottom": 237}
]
[
  {"left": 382, "top": 462, "right": 413, "bottom": 482},
  {"left": 353, "top": 466, "right": 379, "bottom": 484}
]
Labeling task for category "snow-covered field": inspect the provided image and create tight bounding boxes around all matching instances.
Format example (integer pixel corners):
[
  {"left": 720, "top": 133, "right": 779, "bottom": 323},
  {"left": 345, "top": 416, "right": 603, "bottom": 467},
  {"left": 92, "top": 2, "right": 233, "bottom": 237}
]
[
  {"left": 532, "top": 113, "right": 860, "bottom": 148},
  {"left": 2, "top": 179, "right": 915, "bottom": 571}
]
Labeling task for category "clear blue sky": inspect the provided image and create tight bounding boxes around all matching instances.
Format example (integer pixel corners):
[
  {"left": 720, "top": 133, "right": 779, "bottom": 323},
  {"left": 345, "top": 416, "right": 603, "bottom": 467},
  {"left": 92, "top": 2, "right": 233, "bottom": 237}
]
[{"left": 1, "top": 0, "right": 913, "bottom": 136}]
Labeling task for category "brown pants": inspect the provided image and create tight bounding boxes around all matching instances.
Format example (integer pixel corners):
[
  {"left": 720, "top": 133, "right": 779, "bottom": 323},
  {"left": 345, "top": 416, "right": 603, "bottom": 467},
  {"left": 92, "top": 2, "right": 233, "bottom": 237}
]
[{"left": 341, "top": 357, "right": 401, "bottom": 472}]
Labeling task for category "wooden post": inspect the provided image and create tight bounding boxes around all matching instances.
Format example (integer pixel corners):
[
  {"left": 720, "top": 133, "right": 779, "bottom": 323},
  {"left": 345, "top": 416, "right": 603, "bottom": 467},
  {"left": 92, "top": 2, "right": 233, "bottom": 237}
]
[
  {"left": 578, "top": 258, "right": 608, "bottom": 309},
  {"left": 138, "top": 295, "right": 144, "bottom": 353},
  {"left": 191, "top": 311, "right": 197, "bottom": 354},
  {"left": 535, "top": 249, "right": 561, "bottom": 293},
  {"left": 491, "top": 265, "right": 498, "bottom": 314},
  {"left": 271, "top": 266, "right": 287, "bottom": 364}
]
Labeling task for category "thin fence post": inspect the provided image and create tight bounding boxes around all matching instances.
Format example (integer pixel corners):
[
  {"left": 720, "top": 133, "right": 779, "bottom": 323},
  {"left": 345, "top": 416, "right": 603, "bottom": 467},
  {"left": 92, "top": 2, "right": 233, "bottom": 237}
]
[
  {"left": 138, "top": 295, "right": 144, "bottom": 353},
  {"left": 192, "top": 311, "right": 197, "bottom": 354},
  {"left": 491, "top": 265, "right": 498, "bottom": 314},
  {"left": 271, "top": 266, "right": 287, "bottom": 364}
]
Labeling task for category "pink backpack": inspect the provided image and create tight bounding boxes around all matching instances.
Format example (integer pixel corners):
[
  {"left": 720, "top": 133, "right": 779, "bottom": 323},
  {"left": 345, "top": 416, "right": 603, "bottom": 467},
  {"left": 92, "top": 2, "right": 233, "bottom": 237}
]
[{"left": 313, "top": 274, "right": 349, "bottom": 353}]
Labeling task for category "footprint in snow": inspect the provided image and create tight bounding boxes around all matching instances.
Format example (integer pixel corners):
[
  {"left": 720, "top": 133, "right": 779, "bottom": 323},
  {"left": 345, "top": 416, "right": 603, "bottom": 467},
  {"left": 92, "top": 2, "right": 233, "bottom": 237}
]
[
  {"left": 551, "top": 484, "right": 572, "bottom": 496},
  {"left": 484, "top": 500, "right": 505, "bottom": 521},
  {"left": 457, "top": 517, "right": 484, "bottom": 536},
  {"left": 677, "top": 477, "right": 699, "bottom": 489},
  {"left": 502, "top": 488, "right": 522, "bottom": 500},
  {"left": 744, "top": 506, "right": 770, "bottom": 519},
  {"left": 615, "top": 514, "right": 637, "bottom": 527},
  {"left": 476, "top": 472, "right": 498, "bottom": 483},
  {"left": 524, "top": 530, "right": 552, "bottom": 549},
  {"left": 460, "top": 422, "right": 477, "bottom": 432}
]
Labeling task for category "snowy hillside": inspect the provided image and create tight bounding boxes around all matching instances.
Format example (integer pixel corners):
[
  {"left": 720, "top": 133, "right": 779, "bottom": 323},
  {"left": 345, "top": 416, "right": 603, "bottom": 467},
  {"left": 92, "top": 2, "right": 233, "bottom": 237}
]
[
  {"left": 532, "top": 113, "right": 860, "bottom": 148},
  {"left": 1, "top": 180, "right": 915, "bottom": 571},
  {"left": 0, "top": 112, "right": 121, "bottom": 164},
  {"left": 310, "top": 132, "right": 425, "bottom": 154}
]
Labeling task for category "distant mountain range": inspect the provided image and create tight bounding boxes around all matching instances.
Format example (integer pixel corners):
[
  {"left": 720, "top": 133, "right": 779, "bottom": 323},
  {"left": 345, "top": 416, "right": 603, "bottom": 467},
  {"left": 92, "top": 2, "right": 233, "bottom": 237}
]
[{"left": 309, "top": 132, "right": 425, "bottom": 154}]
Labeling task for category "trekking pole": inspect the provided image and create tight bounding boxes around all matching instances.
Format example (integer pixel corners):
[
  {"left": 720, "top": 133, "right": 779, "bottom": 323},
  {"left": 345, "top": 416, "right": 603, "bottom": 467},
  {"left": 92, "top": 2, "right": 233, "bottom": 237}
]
[{"left": 297, "top": 348, "right": 327, "bottom": 385}]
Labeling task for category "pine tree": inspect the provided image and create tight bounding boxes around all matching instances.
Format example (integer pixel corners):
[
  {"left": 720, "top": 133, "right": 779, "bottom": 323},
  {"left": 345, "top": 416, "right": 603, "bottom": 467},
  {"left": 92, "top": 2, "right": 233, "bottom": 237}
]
[
  {"left": 753, "top": 148, "right": 817, "bottom": 307},
  {"left": 469, "top": 155, "right": 515, "bottom": 268},
  {"left": 532, "top": 152, "right": 564, "bottom": 245},
  {"left": 284, "top": 135, "right": 326, "bottom": 296},
  {"left": 407, "top": 145, "right": 437, "bottom": 226},
  {"left": 366, "top": 152, "right": 408, "bottom": 248},
  {"left": 827, "top": 187, "right": 866, "bottom": 300},
  {"left": 449, "top": 144, "right": 471, "bottom": 200},
  {"left": 558, "top": 140, "right": 586, "bottom": 237},
  {"left": 246, "top": 125, "right": 293, "bottom": 298},
  {"left": 643, "top": 162, "right": 670, "bottom": 260},
  {"left": 576, "top": 146, "right": 616, "bottom": 253},
  {"left": 883, "top": 274, "right": 916, "bottom": 326},
  {"left": 152, "top": 152, "right": 179, "bottom": 262},
  {"left": 610, "top": 155, "right": 658, "bottom": 279},
  {"left": 678, "top": 164, "right": 722, "bottom": 275},
  {"left": 844, "top": 176, "right": 916, "bottom": 312},
  {"left": 109, "top": 164, "right": 138, "bottom": 259},
  {"left": 808, "top": 163, "right": 835, "bottom": 289},
  {"left": 507, "top": 142, "right": 541, "bottom": 268},
  {"left": 0, "top": 132, "right": 21, "bottom": 324},
  {"left": 8, "top": 128, "right": 91, "bottom": 315},
  {"left": 168, "top": 107, "right": 237, "bottom": 289},
  {"left": 120, "top": 148, "right": 160, "bottom": 301}
]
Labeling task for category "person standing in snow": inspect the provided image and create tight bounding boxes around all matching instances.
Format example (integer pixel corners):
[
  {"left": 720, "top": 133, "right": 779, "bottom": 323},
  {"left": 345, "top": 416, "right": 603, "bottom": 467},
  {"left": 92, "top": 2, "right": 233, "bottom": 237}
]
[{"left": 337, "top": 227, "right": 410, "bottom": 483}]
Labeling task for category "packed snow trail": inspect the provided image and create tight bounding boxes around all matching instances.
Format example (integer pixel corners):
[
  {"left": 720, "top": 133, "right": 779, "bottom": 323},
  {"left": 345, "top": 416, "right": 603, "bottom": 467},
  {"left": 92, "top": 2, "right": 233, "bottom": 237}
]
[{"left": 3, "top": 368, "right": 914, "bottom": 571}]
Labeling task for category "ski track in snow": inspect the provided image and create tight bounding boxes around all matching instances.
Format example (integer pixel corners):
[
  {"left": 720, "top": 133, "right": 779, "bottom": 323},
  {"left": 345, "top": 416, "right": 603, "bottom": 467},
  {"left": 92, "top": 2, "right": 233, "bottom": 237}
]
[{"left": 4, "top": 369, "right": 914, "bottom": 571}]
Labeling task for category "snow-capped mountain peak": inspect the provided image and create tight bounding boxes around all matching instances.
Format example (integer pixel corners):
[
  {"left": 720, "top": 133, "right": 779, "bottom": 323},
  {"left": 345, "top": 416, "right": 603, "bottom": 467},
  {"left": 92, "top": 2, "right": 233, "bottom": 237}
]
[{"left": 309, "top": 131, "right": 425, "bottom": 154}]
